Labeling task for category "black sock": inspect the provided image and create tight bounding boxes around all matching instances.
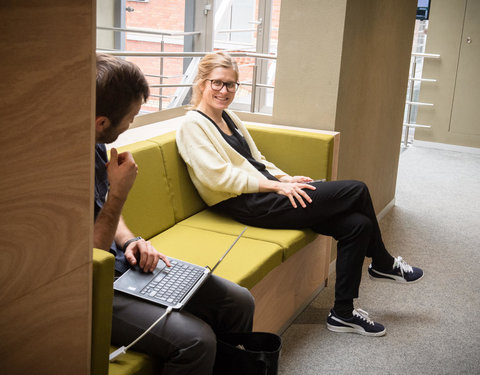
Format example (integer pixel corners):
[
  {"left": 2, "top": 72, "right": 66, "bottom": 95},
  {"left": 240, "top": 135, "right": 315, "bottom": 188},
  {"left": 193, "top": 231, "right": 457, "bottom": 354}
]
[
  {"left": 333, "top": 301, "right": 354, "bottom": 319},
  {"left": 372, "top": 254, "right": 395, "bottom": 272}
]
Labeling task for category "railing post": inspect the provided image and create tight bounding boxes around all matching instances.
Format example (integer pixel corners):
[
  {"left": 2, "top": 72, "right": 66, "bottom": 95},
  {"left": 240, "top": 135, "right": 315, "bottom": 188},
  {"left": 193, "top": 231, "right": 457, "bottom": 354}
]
[
  {"left": 159, "top": 38, "right": 165, "bottom": 111},
  {"left": 404, "top": 56, "right": 417, "bottom": 147},
  {"left": 250, "top": 63, "right": 257, "bottom": 113}
]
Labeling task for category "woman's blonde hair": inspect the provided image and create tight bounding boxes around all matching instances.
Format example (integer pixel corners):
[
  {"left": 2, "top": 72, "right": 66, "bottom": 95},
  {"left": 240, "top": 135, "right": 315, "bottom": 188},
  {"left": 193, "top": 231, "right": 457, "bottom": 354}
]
[{"left": 191, "top": 52, "right": 239, "bottom": 107}]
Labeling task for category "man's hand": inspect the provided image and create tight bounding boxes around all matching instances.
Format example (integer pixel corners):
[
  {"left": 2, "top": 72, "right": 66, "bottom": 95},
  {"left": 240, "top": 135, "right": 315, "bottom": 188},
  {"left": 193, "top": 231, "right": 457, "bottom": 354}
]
[
  {"left": 124, "top": 238, "right": 171, "bottom": 273},
  {"left": 106, "top": 148, "right": 138, "bottom": 201}
]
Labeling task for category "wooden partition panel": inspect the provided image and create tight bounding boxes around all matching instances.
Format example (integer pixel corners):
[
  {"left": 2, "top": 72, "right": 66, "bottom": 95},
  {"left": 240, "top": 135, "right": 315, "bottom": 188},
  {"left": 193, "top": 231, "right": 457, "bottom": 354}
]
[
  {"left": 0, "top": 1, "right": 94, "bottom": 374},
  {"left": 335, "top": 0, "right": 417, "bottom": 211}
]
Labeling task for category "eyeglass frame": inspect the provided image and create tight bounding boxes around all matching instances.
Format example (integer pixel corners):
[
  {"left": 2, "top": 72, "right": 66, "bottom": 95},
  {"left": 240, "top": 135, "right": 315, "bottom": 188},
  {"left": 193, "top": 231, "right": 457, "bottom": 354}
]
[{"left": 206, "top": 79, "right": 240, "bottom": 93}]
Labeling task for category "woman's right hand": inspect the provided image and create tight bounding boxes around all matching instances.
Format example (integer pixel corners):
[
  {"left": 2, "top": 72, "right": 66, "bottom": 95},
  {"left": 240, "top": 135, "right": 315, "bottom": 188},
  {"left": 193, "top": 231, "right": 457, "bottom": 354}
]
[{"left": 259, "top": 180, "right": 316, "bottom": 208}]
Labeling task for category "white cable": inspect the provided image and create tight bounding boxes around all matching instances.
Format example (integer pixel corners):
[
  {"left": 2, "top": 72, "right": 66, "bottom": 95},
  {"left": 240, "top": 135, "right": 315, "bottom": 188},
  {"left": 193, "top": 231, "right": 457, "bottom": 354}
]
[{"left": 109, "top": 306, "right": 173, "bottom": 362}]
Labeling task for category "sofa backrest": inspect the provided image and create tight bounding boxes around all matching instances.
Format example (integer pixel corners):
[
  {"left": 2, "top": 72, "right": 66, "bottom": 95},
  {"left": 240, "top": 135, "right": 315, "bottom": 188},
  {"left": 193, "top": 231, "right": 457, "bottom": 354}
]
[
  {"left": 116, "top": 140, "right": 177, "bottom": 239},
  {"left": 117, "top": 132, "right": 206, "bottom": 239},
  {"left": 246, "top": 124, "right": 336, "bottom": 181},
  {"left": 150, "top": 132, "right": 206, "bottom": 222}
]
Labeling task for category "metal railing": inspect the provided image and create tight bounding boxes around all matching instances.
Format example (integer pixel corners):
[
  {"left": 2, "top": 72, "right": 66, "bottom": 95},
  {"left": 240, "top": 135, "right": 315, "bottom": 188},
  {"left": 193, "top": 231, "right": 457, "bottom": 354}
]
[
  {"left": 97, "top": 26, "right": 200, "bottom": 38},
  {"left": 98, "top": 26, "right": 202, "bottom": 110},
  {"left": 403, "top": 52, "right": 440, "bottom": 146},
  {"left": 96, "top": 49, "right": 277, "bottom": 113}
]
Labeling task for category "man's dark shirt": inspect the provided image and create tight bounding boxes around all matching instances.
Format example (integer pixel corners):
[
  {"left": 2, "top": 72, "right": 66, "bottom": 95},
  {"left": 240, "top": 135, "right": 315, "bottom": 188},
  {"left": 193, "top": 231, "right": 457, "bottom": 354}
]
[{"left": 94, "top": 144, "right": 130, "bottom": 274}]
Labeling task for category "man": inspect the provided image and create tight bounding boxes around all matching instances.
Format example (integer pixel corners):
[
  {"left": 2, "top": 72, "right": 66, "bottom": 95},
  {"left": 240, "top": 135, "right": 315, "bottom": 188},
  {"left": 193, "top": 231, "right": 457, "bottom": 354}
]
[{"left": 94, "top": 53, "right": 254, "bottom": 374}]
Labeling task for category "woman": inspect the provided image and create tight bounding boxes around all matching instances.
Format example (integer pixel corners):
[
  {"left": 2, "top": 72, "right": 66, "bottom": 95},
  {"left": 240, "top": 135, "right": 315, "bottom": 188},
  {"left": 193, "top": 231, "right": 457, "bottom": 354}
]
[{"left": 176, "top": 52, "right": 423, "bottom": 336}]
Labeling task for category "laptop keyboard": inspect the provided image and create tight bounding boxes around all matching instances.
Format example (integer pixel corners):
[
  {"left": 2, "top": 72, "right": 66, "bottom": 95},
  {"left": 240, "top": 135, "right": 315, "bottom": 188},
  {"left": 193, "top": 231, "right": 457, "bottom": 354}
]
[{"left": 140, "top": 260, "right": 206, "bottom": 304}]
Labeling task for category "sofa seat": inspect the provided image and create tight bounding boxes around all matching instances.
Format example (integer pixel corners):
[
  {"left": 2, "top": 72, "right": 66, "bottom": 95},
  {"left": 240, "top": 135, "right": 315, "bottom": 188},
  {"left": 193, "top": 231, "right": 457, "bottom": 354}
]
[
  {"left": 178, "top": 209, "right": 318, "bottom": 260},
  {"left": 148, "top": 225, "right": 283, "bottom": 289},
  {"left": 108, "top": 351, "right": 154, "bottom": 375}
]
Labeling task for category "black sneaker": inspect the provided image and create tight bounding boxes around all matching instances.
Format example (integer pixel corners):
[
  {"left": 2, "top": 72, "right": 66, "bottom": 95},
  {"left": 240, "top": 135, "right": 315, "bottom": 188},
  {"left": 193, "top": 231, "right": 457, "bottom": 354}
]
[
  {"left": 327, "top": 308, "right": 386, "bottom": 336},
  {"left": 368, "top": 256, "right": 424, "bottom": 284}
]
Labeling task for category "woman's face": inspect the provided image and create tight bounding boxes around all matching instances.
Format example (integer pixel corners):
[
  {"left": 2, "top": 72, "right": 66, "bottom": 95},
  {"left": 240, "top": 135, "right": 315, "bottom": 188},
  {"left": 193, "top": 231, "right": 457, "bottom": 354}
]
[{"left": 199, "top": 67, "right": 237, "bottom": 112}]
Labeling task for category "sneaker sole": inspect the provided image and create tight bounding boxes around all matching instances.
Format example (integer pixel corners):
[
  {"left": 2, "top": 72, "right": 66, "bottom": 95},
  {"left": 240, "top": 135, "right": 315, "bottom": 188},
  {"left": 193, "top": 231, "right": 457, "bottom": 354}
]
[
  {"left": 326, "top": 323, "right": 386, "bottom": 337},
  {"left": 368, "top": 272, "right": 424, "bottom": 284}
]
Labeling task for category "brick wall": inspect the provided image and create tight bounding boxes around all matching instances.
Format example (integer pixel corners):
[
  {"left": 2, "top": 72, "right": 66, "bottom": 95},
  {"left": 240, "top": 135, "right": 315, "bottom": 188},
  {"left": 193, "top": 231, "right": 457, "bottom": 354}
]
[{"left": 126, "top": 0, "right": 184, "bottom": 30}]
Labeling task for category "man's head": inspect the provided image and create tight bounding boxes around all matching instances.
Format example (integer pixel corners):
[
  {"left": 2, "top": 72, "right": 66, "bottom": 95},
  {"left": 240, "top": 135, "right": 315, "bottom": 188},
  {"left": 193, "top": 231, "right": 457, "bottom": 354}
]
[{"left": 95, "top": 53, "right": 150, "bottom": 143}]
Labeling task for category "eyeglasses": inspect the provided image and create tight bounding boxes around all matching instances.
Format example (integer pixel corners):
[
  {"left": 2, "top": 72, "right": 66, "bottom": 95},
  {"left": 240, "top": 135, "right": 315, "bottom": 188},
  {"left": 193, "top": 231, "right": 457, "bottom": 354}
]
[{"left": 207, "top": 79, "right": 240, "bottom": 93}]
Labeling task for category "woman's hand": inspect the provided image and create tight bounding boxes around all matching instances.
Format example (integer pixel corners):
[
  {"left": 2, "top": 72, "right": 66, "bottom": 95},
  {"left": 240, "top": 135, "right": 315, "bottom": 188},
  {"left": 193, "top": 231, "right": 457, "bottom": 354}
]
[
  {"left": 259, "top": 180, "right": 316, "bottom": 208},
  {"left": 278, "top": 175, "right": 313, "bottom": 183}
]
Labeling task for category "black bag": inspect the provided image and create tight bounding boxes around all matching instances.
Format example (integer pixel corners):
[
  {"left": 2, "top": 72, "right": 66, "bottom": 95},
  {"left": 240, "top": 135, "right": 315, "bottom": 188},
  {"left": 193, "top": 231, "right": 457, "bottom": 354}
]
[{"left": 213, "top": 332, "right": 282, "bottom": 375}]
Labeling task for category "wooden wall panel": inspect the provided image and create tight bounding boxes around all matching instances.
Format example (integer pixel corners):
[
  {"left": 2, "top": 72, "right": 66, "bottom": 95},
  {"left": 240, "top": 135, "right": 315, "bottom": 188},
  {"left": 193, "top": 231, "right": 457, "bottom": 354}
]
[
  {"left": 334, "top": 0, "right": 417, "bottom": 211},
  {"left": 0, "top": 264, "right": 91, "bottom": 374},
  {"left": 0, "top": 1, "right": 94, "bottom": 374}
]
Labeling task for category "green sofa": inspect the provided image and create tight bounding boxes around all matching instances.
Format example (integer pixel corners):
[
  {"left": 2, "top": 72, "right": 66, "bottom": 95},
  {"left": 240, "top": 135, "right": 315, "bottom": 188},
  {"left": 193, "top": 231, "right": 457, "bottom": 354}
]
[{"left": 91, "top": 122, "right": 340, "bottom": 375}]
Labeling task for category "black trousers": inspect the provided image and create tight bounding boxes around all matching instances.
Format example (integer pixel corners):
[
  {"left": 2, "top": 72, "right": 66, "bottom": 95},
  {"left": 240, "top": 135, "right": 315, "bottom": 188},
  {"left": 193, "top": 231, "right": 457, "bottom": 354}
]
[
  {"left": 111, "top": 275, "right": 254, "bottom": 375},
  {"left": 215, "top": 180, "right": 394, "bottom": 306}
]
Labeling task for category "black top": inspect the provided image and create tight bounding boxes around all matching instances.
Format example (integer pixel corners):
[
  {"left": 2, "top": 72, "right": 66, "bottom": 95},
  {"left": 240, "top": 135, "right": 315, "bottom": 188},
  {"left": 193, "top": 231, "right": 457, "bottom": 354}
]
[
  {"left": 94, "top": 144, "right": 130, "bottom": 274},
  {"left": 195, "top": 110, "right": 277, "bottom": 181}
]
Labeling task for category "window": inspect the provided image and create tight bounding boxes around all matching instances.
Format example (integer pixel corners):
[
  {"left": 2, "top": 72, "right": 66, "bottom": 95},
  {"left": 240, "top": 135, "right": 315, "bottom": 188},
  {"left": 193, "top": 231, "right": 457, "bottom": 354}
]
[{"left": 96, "top": 0, "right": 281, "bottom": 115}]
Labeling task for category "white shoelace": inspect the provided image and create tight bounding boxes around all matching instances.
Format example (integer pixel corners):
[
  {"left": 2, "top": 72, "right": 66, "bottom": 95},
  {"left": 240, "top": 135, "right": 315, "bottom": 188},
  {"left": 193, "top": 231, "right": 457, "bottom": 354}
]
[
  {"left": 393, "top": 256, "right": 413, "bottom": 277},
  {"left": 353, "top": 309, "right": 374, "bottom": 326}
]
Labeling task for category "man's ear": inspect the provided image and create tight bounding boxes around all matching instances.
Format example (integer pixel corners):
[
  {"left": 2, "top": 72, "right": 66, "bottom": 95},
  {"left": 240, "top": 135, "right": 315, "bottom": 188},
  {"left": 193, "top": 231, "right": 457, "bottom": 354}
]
[
  {"left": 95, "top": 116, "right": 111, "bottom": 131},
  {"left": 95, "top": 116, "right": 111, "bottom": 139}
]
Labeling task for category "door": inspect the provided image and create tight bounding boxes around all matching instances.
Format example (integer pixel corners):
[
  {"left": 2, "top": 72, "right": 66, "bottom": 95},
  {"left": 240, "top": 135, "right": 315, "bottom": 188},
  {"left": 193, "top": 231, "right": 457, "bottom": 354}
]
[{"left": 449, "top": 0, "right": 480, "bottom": 136}]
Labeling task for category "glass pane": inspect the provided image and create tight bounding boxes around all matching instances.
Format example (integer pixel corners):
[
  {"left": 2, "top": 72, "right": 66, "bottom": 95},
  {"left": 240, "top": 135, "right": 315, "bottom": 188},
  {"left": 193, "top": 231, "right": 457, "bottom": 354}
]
[
  {"left": 213, "top": 0, "right": 281, "bottom": 114},
  {"left": 97, "top": 0, "right": 190, "bottom": 113},
  {"left": 215, "top": 0, "right": 256, "bottom": 49},
  {"left": 125, "top": 0, "right": 186, "bottom": 112}
]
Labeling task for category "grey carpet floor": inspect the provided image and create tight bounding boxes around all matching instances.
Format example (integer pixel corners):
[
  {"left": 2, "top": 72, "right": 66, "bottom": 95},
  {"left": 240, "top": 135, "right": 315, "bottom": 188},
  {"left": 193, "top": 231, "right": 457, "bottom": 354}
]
[{"left": 278, "top": 145, "right": 480, "bottom": 375}]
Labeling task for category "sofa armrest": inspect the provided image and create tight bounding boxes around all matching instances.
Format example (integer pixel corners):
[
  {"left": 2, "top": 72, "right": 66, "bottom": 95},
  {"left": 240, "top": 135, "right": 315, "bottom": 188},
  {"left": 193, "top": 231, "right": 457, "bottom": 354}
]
[
  {"left": 91, "top": 248, "right": 115, "bottom": 375},
  {"left": 245, "top": 123, "right": 340, "bottom": 181}
]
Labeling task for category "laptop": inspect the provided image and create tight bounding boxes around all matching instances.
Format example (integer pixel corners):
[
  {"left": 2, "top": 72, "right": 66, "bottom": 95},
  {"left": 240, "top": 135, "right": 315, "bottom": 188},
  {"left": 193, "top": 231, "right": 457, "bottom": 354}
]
[{"left": 114, "top": 227, "right": 247, "bottom": 310}]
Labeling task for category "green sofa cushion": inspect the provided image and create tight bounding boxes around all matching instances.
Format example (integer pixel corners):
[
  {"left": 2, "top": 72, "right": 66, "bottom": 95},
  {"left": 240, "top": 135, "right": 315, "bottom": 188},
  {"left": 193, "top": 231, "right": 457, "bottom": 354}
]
[
  {"left": 149, "top": 132, "right": 206, "bottom": 222},
  {"left": 116, "top": 141, "right": 176, "bottom": 239},
  {"left": 178, "top": 209, "right": 318, "bottom": 260},
  {"left": 108, "top": 350, "right": 154, "bottom": 375},
  {"left": 148, "top": 225, "right": 283, "bottom": 289}
]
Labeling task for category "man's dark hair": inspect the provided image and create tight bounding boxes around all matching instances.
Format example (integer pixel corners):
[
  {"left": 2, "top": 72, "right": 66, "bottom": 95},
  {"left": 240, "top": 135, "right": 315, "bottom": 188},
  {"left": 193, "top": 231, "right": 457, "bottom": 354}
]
[{"left": 96, "top": 53, "right": 150, "bottom": 127}]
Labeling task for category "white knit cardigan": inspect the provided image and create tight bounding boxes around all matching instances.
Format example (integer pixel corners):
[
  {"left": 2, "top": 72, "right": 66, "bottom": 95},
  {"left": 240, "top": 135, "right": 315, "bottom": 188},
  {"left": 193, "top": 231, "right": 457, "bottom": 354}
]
[{"left": 176, "top": 109, "right": 286, "bottom": 206}]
